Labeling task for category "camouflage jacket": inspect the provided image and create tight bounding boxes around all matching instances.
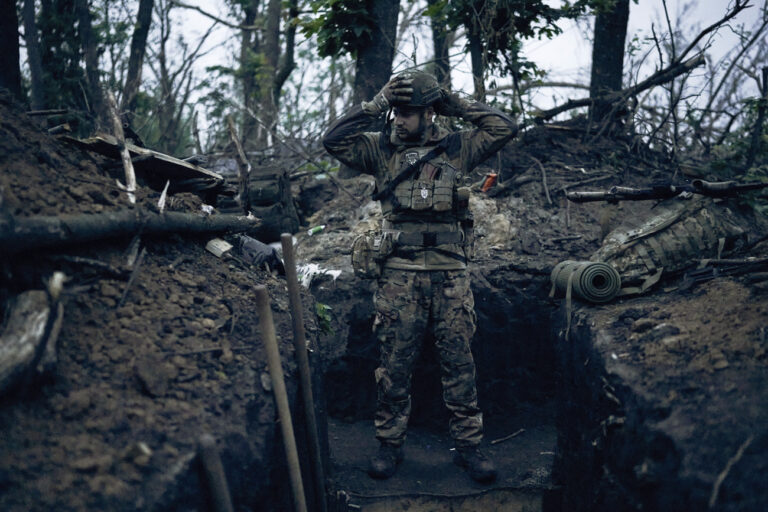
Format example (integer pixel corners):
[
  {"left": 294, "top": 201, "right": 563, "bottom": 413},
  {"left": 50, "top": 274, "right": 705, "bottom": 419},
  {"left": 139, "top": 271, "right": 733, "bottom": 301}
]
[{"left": 323, "top": 97, "right": 516, "bottom": 270}]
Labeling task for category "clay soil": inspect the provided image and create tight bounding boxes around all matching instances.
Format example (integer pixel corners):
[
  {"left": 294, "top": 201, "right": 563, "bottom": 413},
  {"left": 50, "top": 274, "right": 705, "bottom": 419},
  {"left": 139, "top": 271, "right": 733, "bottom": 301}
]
[{"left": 0, "top": 91, "right": 312, "bottom": 511}]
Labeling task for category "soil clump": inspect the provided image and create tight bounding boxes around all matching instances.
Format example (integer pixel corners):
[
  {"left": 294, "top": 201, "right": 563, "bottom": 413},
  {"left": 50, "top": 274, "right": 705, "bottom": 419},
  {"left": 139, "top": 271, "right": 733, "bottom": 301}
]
[{"left": 1, "top": 91, "right": 316, "bottom": 511}]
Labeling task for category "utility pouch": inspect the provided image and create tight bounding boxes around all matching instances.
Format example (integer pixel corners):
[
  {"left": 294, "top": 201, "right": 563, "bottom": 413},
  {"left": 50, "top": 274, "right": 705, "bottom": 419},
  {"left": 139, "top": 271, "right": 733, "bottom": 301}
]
[{"left": 351, "top": 231, "right": 394, "bottom": 279}]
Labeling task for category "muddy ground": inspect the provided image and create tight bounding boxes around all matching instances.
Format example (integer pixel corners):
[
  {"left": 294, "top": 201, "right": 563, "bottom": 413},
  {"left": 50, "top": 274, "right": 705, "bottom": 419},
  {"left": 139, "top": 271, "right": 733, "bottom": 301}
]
[
  {"left": 1, "top": 81, "right": 767, "bottom": 511},
  {"left": 0, "top": 91, "right": 321, "bottom": 511},
  {"left": 557, "top": 276, "right": 767, "bottom": 511}
]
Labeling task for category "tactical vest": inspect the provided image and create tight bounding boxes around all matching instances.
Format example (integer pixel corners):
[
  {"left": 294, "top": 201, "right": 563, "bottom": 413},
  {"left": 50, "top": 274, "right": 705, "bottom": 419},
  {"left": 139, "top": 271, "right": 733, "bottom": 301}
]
[{"left": 381, "top": 147, "right": 466, "bottom": 219}]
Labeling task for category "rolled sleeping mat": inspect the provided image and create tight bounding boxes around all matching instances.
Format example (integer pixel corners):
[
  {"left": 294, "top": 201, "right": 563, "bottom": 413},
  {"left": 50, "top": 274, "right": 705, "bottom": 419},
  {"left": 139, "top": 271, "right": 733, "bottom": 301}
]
[{"left": 551, "top": 260, "right": 621, "bottom": 303}]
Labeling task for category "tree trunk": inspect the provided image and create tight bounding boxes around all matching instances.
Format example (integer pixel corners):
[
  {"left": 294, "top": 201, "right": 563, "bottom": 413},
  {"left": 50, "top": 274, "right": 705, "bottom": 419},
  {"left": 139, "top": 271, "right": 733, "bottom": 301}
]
[
  {"left": 240, "top": 0, "right": 259, "bottom": 146},
  {"left": 467, "top": 25, "right": 485, "bottom": 101},
  {"left": 22, "top": 0, "right": 46, "bottom": 109},
  {"left": 75, "top": 0, "right": 107, "bottom": 128},
  {"left": 155, "top": 0, "right": 176, "bottom": 154},
  {"left": 121, "top": 0, "right": 154, "bottom": 118},
  {"left": 272, "top": 0, "right": 298, "bottom": 116},
  {"left": 258, "top": 0, "right": 282, "bottom": 148},
  {"left": 428, "top": 0, "right": 451, "bottom": 90},
  {"left": 589, "top": 0, "right": 630, "bottom": 121},
  {"left": 0, "top": 0, "right": 22, "bottom": 99},
  {"left": 352, "top": 0, "right": 400, "bottom": 105}
]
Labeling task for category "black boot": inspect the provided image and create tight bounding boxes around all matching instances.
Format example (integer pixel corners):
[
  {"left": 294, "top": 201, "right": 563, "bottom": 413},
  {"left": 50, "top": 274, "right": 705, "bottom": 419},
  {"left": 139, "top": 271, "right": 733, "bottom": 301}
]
[
  {"left": 367, "top": 443, "right": 403, "bottom": 479},
  {"left": 453, "top": 446, "right": 497, "bottom": 483}
]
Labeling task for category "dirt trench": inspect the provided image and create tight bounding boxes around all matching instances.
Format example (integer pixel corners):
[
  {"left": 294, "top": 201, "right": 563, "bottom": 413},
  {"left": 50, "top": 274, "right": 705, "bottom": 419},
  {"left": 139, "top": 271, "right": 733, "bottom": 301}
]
[
  {"left": 3, "top": 84, "right": 767, "bottom": 511},
  {"left": 306, "top": 242, "right": 767, "bottom": 512},
  {"left": 293, "top": 118, "right": 767, "bottom": 511}
]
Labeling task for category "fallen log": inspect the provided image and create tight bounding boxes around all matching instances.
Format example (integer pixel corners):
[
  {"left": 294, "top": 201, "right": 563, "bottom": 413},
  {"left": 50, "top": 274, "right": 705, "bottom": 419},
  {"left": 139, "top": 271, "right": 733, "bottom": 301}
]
[
  {"left": 533, "top": 54, "right": 706, "bottom": 123},
  {"left": 0, "top": 210, "right": 260, "bottom": 255},
  {"left": 0, "top": 290, "right": 63, "bottom": 396}
]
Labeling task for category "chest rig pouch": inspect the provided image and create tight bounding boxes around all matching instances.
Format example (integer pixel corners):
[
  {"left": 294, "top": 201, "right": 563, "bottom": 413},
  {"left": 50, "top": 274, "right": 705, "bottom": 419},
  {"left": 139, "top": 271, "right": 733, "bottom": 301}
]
[{"left": 392, "top": 148, "right": 459, "bottom": 213}]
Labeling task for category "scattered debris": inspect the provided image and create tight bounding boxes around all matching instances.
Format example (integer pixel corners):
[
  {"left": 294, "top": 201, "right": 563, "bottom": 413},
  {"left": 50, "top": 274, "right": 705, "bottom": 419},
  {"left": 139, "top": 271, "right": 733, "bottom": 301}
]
[
  {"left": 0, "top": 289, "right": 64, "bottom": 396},
  {"left": 205, "top": 238, "right": 234, "bottom": 258},
  {"left": 491, "top": 428, "right": 525, "bottom": 445},
  {"left": 63, "top": 133, "right": 223, "bottom": 191},
  {"left": 708, "top": 435, "right": 754, "bottom": 509},
  {"left": 297, "top": 263, "right": 342, "bottom": 289}
]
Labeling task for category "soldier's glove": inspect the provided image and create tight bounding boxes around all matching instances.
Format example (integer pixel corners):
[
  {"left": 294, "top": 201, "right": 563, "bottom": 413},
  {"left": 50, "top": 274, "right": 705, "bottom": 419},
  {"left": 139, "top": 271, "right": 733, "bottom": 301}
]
[
  {"left": 434, "top": 89, "right": 470, "bottom": 117},
  {"left": 363, "top": 76, "right": 414, "bottom": 114}
]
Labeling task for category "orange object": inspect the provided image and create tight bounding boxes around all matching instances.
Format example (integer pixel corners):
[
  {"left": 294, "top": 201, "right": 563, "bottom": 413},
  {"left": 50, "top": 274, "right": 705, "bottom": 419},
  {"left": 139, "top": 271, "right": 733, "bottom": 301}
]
[{"left": 481, "top": 173, "right": 498, "bottom": 192}]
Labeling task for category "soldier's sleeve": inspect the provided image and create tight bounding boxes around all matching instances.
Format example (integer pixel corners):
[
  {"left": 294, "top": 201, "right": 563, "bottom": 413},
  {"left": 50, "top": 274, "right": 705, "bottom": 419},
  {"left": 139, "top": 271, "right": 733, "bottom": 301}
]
[
  {"left": 443, "top": 95, "right": 517, "bottom": 173},
  {"left": 322, "top": 105, "right": 382, "bottom": 175}
]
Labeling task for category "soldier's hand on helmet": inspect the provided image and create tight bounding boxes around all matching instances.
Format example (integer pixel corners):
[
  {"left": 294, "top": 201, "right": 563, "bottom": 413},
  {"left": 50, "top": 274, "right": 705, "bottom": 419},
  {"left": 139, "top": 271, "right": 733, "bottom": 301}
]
[
  {"left": 434, "top": 88, "right": 467, "bottom": 117},
  {"left": 368, "top": 76, "right": 413, "bottom": 112},
  {"left": 381, "top": 75, "right": 414, "bottom": 104}
]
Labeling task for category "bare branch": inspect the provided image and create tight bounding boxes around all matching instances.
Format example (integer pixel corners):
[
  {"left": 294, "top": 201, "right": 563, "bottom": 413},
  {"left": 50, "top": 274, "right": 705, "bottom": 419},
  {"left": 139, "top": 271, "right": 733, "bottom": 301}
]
[
  {"left": 533, "top": 54, "right": 705, "bottom": 122},
  {"left": 678, "top": 0, "right": 751, "bottom": 61},
  {"left": 487, "top": 81, "right": 590, "bottom": 96},
  {"left": 168, "top": 0, "right": 261, "bottom": 31}
]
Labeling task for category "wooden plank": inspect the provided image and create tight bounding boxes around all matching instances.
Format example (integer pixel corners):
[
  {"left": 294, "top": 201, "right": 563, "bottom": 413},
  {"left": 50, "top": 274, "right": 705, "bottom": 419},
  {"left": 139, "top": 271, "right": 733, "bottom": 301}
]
[{"left": 62, "top": 134, "right": 224, "bottom": 183}]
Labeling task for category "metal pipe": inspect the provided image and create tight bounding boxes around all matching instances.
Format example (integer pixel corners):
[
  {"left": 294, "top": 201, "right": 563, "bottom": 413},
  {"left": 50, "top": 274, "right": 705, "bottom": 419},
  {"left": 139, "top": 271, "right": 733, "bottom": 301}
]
[
  {"left": 281, "top": 233, "right": 328, "bottom": 512},
  {"left": 255, "top": 285, "right": 308, "bottom": 512},
  {"left": 198, "top": 434, "right": 235, "bottom": 512}
]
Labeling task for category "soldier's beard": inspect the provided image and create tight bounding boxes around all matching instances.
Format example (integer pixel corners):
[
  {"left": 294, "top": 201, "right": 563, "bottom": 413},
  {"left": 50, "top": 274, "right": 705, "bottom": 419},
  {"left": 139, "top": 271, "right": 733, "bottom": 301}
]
[{"left": 396, "top": 115, "right": 429, "bottom": 142}]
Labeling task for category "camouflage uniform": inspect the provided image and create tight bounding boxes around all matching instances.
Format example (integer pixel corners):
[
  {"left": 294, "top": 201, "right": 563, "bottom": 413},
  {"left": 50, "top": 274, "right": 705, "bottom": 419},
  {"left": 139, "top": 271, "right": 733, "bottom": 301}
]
[{"left": 323, "top": 94, "right": 516, "bottom": 448}]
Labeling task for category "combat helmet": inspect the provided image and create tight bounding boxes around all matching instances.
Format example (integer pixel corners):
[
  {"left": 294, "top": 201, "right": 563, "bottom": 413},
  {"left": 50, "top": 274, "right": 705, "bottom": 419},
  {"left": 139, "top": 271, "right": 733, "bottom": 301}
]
[{"left": 393, "top": 70, "right": 442, "bottom": 108}]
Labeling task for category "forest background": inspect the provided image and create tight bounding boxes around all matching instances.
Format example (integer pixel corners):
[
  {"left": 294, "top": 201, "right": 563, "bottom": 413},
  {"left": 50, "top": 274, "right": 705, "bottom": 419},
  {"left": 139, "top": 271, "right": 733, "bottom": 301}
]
[{"left": 0, "top": 0, "right": 766, "bottom": 181}]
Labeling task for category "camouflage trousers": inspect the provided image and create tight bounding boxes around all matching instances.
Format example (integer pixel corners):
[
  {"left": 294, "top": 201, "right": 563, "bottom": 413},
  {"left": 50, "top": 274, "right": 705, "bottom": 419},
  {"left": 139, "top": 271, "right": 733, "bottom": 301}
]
[{"left": 372, "top": 268, "right": 483, "bottom": 448}]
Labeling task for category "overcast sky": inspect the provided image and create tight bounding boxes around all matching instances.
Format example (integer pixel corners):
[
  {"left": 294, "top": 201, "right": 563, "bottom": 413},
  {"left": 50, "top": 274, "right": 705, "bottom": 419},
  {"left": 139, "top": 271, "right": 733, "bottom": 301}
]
[{"left": 173, "top": 0, "right": 763, "bottom": 135}]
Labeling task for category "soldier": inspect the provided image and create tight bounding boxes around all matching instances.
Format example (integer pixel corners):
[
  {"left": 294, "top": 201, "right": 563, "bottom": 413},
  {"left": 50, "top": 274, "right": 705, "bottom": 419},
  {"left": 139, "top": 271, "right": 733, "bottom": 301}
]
[{"left": 322, "top": 71, "right": 517, "bottom": 483}]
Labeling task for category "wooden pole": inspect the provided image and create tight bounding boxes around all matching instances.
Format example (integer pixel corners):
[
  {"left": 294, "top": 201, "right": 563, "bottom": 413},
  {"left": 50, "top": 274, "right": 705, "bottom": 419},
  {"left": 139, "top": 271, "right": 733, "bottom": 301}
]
[
  {"left": 254, "top": 286, "right": 307, "bottom": 512},
  {"left": 198, "top": 434, "right": 235, "bottom": 512},
  {"left": 227, "top": 115, "right": 251, "bottom": 215},
  {"left": 106, "top": 91, "right": 137, "bottom": 204},
  {"left": 281, "top": 233, "right": 327, "bottom": 512}
]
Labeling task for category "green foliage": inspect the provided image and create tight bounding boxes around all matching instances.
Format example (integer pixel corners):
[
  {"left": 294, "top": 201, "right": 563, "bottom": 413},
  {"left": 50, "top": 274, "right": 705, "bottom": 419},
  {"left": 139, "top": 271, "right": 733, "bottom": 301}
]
[
  {"left": 93, "top": 3, "right": 131, "bottom": 90},
  {"left": 711, "top": 97, "right": 768, "bottom": 174},
  {"left": 131, "top": 89, "right": 196, "bottom": 156},
  {"left": 709, "top": 95, "right": 768, "bottom": 217},
  {"left": 429, "top": 0, "right": 596, "bottom": 82},
  {"left": 315, "top": 302, "right": 333, "bottom": 335},
  {"left": 300, "top": 0, "right": 376, "bottom": 58},
  {"left": 38, "top": 0, "right": 87, "bottom": 111}
]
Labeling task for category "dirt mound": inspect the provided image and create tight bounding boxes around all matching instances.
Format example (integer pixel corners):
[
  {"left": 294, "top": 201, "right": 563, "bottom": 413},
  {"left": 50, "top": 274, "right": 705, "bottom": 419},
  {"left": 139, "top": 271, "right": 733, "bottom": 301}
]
[
  {"left": 557, "top": 275, "right": 768, "bottom": 510},
  {"left": 0, "top": 91, "right": 313, "bottom": 511}
]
